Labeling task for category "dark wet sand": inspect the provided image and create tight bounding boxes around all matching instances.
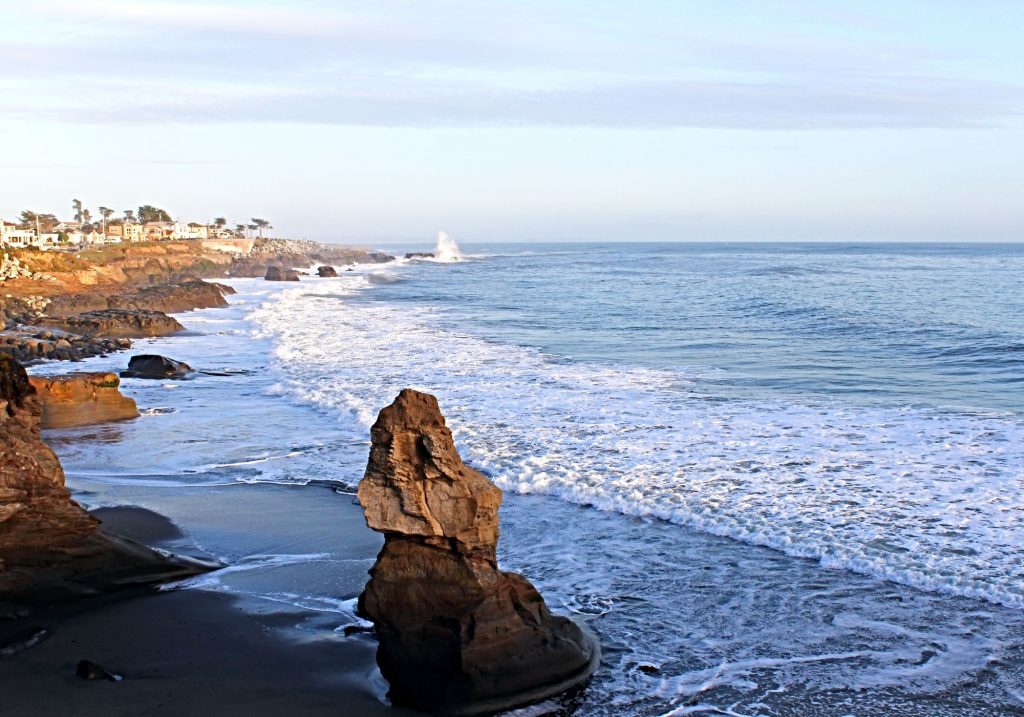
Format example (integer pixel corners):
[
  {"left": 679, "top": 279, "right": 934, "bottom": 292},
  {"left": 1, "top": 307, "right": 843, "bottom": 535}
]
[
  {"left": 0, "top": 589, "right": 416, "bottom": 717},
  {"left": 0, "top": 502, "right": 416, "bottom": 717}
]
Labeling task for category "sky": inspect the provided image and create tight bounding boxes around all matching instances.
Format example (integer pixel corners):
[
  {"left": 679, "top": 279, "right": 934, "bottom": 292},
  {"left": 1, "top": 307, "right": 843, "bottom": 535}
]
[{"left": 1, "top": 0, "right": 1022, "bottom": 243}]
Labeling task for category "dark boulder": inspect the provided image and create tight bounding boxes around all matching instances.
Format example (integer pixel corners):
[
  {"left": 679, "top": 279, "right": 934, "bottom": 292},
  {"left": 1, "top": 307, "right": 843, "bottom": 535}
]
[
  {"left": 316, "top": 266, "right": 338, "bottom": 278},
  {"left": 264, "top": 266, "right": 299, "bottom": 282},
  {"left": 404, "top": 252, "right": 435, "bottom": 260},
  {"left": 120, "top": 355, "right": 193, "bottom": 380}
]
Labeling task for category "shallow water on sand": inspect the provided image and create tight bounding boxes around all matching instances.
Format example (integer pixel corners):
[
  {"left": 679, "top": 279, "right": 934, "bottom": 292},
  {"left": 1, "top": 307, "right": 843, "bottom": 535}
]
[{"left": 34, "top": 245, "right": 1024, "bottom": 715}]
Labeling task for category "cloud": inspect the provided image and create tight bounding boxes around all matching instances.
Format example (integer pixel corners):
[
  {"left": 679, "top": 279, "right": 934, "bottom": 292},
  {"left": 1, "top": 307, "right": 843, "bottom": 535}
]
[{"left": 2, "top": 1, "right": 1022, "bottom": 130}]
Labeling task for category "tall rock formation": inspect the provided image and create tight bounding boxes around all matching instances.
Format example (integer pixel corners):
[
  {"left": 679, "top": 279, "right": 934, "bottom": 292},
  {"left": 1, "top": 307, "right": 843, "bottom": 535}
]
[
  {"left": 0, "top": 355, "right": 206, "bottom": 602},
  {"left": 358, "top": 389, "right": 599, "bottom": 715}
]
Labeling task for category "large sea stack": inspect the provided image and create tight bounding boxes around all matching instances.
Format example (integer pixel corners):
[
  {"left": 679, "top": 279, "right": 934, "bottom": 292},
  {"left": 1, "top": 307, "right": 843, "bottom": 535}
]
[
  {"left": 357, "top": 389, "right": 599, "bottom": 715},
  {"left": 0, "top": 355, "right": 206, "bottom": 603}
]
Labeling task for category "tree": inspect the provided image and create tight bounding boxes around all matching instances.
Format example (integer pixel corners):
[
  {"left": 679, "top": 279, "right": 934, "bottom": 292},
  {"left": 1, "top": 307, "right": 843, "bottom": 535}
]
[
  {"left": 137, "top": 205, "right": 171, "bottom": 223},
  {"left": 251, "top": 218, "right": 271, "bottom": 240},
  {"left": 82, "top": 208, "right": 92, "bottom": 224},
  {"left": 124, "top": 209, "right": 136, "bottom": 223},
  {"left": 98, "top": 206, "right": 114, "bottom": 235},
  {"left": 18, "top": 210, "right": 37, "bottom": 231},
  {"left": 72, "top": 198, "right": 83, "bottom": 223},
  {"left": 235, "top": 223, "right": 247, "bottom": 237},
  {"left": 214, "top": 217, "right": 227, "bottom": 229},
  {"left": 247, "top": 223, "right": 258, "bottom": 239},
  {"left": 37, "top": 214, "right": 58, "bottom": 232}
]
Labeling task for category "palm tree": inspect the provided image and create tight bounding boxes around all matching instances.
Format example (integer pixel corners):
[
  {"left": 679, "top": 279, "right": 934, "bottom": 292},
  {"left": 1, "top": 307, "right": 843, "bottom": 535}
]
[
  {"left": 251, "top": 218, "right": 271, "bottom": 240},
  {"left": 72, "top": 198, "right": 83, "bottom": 223},
  {"left": 99, "top": 207, "right": 114, "bottom": 236}
]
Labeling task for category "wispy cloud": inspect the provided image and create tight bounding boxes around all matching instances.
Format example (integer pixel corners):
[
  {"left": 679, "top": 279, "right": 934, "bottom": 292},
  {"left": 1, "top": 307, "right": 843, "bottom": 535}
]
[{"left": 2, "top": 1, "right": 1022, "bottom": 130}]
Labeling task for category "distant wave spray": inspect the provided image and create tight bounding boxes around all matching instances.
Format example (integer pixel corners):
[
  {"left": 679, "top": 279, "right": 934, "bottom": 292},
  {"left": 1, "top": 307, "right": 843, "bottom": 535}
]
[{"left": 434, "top": 231, "right": 462, "bottom": 262}]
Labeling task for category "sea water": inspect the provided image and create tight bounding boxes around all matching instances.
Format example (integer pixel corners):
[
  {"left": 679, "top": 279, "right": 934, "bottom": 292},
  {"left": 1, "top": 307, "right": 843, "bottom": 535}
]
[{"left": 38, "top": 243, "right": 1024, "bottom": 715}]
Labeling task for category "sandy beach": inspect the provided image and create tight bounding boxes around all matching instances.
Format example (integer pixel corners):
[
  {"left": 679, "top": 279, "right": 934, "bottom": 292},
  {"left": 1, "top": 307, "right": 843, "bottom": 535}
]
[{"left": 1, "top": 493, "right": 416, "bottom": 717}]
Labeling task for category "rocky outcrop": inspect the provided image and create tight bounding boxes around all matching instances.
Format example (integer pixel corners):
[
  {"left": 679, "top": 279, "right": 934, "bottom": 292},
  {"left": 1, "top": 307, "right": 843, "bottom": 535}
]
[
  {"left": 404, "top": 252, "right": 435, "bottom": 260},
  {"left": 0, "top": 355, "right": 205, "bottom": 600},
  {"left": 44, "top": 280, "right": 235, "bottom": 317},
  {"left": 264, "top": 266, "right": 300, "bottom": 282},
  {"left": 120, "top": 354, "right": 193, "bottom": 380},
  {"left": 357, "top": 389, "right": 599, "bottom": 715},
  {"left": 107, "top": 280, "right": 235, "bottom": 314},
  {"left": 316, "top": 265, "right": 338, "bottom": 278},
  {"left": 28, "top": 373, "right": 139, "bottom": 429},
  {"left": 34, "top": 309, "right": 184, "bottom": 339},
  {"left": 0, "top": 329, "right": 130, "bottom": 364}
]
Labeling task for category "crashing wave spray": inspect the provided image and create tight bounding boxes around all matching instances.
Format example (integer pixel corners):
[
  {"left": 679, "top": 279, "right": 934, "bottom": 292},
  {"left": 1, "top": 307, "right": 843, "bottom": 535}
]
[{"left": 434, "top": 231, "right": 462, "bottom": 262}]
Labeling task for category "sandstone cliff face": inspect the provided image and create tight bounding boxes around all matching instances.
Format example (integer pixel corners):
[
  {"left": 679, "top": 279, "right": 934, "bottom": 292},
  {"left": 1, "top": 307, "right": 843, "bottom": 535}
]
[
  {"left": 0, "top": 356, "right": 98, "bottom": 573},
  {"left": 0, "top": 355, "right": 207, "bottom": 600},
  {"left": 28, "top": 373, "right": 139, "bottom": 429},
  {"left": 358, "top": 389, "right": 598, "bottom": 715}
]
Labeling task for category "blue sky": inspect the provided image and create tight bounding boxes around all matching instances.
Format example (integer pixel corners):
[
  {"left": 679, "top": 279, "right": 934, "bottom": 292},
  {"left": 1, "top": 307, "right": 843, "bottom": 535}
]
[{"left": 1, "top": 1, "right": 1022, "bottom": 242}]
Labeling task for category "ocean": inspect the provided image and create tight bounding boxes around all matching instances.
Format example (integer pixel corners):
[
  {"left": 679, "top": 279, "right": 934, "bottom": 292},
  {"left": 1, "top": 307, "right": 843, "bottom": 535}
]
[{"left": 39, "top": 242, "right": 1024, "bottom": 715}]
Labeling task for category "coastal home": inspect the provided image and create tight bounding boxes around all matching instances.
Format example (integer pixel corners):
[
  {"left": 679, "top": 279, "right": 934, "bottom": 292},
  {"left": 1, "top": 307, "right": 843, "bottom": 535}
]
[
  {"left": 182, "top": 223, "right": 209, "bottom": 240},
  {"left": 106, "top": 223, "right": 143, "bottom": 243},
  {"left": 1, "top": 221, "right": 35, "bottom": 248},
  {"left": 209, "top": 225, "right": 235, "bottom": 239},
  {"left": 37, "top": 232, "right": 62, "bottom": 248},
  {"left": 66, "top": 229, "right": 104, "bottom": 246},
  {"left": 144, "top": 221, "right": 175, "bottom": 241},
  {"left": 52, "top": 221, "right": 83, "bottom": 234}
]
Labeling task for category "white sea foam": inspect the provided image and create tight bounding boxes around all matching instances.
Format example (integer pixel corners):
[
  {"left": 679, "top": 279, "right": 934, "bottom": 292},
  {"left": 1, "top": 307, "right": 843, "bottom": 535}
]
[
  {"left": 434, "top": 230, "right": 462, "bottom": 262},
  {"left": 249, "top": 280, "right": 1024, "bottom": 610}
]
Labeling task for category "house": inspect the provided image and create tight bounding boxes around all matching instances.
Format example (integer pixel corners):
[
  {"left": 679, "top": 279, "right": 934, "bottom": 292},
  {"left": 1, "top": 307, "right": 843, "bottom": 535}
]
[
  {"left": 106, "top": 223, "right": 143, "bottom": 243},
  {"left": 144, "top": 222, "right": 175, "bottom": 241},
  {"left": 66, "top": 229, "right": 104, "bottom": 246},
  {"left": 182, "top": 223, "right": 209, "bottom": 240},
  {"left": 1, "top": 221, "right": 35, "bottom": 248},
  {"left": 37, "top": 232, "right": 62, "bottom": 248}
]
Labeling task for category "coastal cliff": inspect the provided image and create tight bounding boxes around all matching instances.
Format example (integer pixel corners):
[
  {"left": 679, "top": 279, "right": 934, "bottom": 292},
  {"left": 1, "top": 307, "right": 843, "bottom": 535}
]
[
  {"left": 0, "top": 355, "right": 206, "bottom": 603},
  {"left": 358, "top": 389, "right": 599, "bottom": 715}
]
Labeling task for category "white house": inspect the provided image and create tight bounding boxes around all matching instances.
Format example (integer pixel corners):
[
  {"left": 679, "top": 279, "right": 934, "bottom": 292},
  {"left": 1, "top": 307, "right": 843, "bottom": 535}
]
[{"left": 1, "top": 221, "right": 35, "bottom": 248}]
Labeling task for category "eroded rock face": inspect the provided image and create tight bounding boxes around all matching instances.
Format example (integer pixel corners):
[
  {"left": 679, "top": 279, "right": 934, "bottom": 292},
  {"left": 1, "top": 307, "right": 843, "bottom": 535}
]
[
  {"left": 28, "top": 373, "right": 140, "bottom": 428},
  {"left": 264, "top": 266, "right": 299, "bottom": 282},
  {"left": 0, "top": 355, "right": 96, "bottom": 572},
  {"left": 358, "top": 389, "right": 599, "bottom": 715},
  {"left": 107, "top": 280, "right": 234, "bottom": 314},
  {"left": 0, "top": 355, "right": 207, "bottom": 601},
  {"left": 34, "top": 309, "right": 184, "bottom": 339}
]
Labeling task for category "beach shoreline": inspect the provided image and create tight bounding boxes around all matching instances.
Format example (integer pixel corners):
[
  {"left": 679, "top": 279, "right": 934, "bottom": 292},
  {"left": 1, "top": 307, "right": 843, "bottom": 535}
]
[{"left": 5, "top": 244, "right": 1024, "bottom": 716}]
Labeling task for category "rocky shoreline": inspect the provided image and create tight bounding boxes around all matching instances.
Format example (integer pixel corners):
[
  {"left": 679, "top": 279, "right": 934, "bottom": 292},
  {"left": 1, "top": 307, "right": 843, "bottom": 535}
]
[
  {"left": 0, "top": 239, "right": 390, "bottom": 365},
  {"left": 0, "top": 242, "right": 600, "bottom": 714}
]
